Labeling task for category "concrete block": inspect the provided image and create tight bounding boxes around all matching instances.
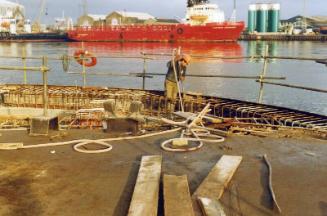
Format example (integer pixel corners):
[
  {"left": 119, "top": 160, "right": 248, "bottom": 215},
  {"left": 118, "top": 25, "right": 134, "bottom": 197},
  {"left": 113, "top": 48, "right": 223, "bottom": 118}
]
[
  {"left": 172, "top": 138, "right": 189, "bottom": 147},
  {"left": 128, "top": 101, "right": 145, "bottom": 123},
  {"left": 103, "top": 99, "right": 117, "bottom": 118},
  {"left": 29, "top": 116, "right": 50, "bottom": 136},
  {"left": 103, "top": 118, "right": 139, "bottom": 134}
]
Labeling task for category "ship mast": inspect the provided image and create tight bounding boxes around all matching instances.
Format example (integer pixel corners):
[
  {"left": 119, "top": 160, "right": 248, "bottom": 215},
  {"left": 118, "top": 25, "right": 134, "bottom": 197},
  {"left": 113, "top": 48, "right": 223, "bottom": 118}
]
[
  {"left": 230, "top": 0, "right": 237, "bottom": 22},
  {"left": 303, "top": 0, "right": 307, "bottom": 32},
  {"left": 82, "top": 0, "right": 88, "bottom": 15}
]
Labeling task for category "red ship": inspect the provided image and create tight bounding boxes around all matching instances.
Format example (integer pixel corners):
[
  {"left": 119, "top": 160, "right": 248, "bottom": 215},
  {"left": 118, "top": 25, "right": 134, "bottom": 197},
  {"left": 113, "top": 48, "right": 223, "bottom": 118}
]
[{"left": 68, "top": 0, "right": 245, "bottom": 42}]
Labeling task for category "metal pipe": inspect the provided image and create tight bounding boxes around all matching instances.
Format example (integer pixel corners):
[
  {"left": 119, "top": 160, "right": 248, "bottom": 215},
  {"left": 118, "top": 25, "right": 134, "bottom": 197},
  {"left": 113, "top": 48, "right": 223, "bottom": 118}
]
[
  {"left": 66, "top": 71, "right": 148, "bottom": 77},
  {"left": 0, "top": 54, "right": 324, "bottom": 61},
  {"left": 142, "top": 53, "right": 147, "bottom": 90},
  {"left": 141, "top": 53, "right": 327, "bottom": 61},
  {"left": 258, "top": 45, "right": 269, "bottom": 103},
  {"left": 130, "top": 72, "right": 285, "bottom": 80},
  {"left": 0, "top": 55, "right": 154, "bottom": 60},
  {"left": 266, "top": 56, "right": 325, "bottom": 61},
  {"left": 256, "top": 80, "right": 327, "bottom": 93},
  {"left": 0, "top": 66, "right": 48, "bottom": 72},
  {"left": 22, "top": 47, "right": 27, "bottom": 84},
  {"left": 42, "top": 56, "right": 49, "bottom": 117}
]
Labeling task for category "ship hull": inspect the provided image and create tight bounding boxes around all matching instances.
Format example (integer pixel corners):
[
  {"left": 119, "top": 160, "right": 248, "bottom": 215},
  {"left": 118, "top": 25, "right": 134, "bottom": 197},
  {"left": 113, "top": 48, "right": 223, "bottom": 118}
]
[
  {"left": 0, "top": 32, "right": 68, "bottom": 42},
  {"left": 67, "top": 22, "right": 245, "bottom": 42}
]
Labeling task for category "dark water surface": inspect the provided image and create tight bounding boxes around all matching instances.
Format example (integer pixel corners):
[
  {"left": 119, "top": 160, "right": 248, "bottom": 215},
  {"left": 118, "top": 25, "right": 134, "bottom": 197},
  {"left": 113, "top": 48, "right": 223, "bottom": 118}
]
[{"left": 0, "top": 41, "right": 326, "bottom": 115}]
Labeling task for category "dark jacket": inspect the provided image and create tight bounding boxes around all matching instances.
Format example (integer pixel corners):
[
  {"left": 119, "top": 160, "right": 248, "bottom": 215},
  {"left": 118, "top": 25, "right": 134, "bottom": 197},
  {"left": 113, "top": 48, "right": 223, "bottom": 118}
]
[{"left": 165, "top": 60, "right": 187, "bottom": 83}]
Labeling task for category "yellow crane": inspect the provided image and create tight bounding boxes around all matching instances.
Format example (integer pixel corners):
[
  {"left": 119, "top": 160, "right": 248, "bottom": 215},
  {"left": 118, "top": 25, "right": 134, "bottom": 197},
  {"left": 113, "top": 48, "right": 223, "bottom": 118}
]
[{"left": 32, "top": 0, "right": 47, "bottom": 32}]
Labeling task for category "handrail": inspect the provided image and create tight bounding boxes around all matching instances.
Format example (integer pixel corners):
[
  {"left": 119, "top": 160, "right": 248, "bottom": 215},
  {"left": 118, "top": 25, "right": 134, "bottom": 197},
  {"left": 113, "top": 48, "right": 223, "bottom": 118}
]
[
  {"left": 130, "top": 72, "right": 286, "bottom": 80},
  {"left": 256, "top": 80, "right": 327, "bottom": 93},
  {"left": 0, "top": 54, "right": 325, "bottom": 62},
  {"left": 0, "top": 66, "right": 49, "bottom": 72},
  {"left": 0, "top": 47, "right": 325, "bottom": 110},
  {"left": 0, "top": 56, "right": 49, "bottom": 117}
]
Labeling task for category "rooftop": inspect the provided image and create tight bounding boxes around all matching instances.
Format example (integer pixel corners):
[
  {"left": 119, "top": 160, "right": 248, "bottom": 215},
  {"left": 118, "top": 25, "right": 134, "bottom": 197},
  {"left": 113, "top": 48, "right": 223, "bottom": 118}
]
[
  {"left": 115, "top": 11, "right": 155, "bottom": 20},
  {"left": 87, "top": 14, "right": 106, "bottom": 21},
  {"left": 0, "top": 0, "right": 24, "bottom": 8}
]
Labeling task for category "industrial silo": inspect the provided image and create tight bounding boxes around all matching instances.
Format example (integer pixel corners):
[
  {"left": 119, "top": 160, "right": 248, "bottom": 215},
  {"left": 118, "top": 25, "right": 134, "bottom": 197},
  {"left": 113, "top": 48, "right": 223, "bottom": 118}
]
[
  {"left": 256, "top": 4, "right": 269, "bottom": 33},
  {"left": 268, "top": 3, "right": 280, "bottom": 32},
  {"left": 248, "top": 4, "right": 257, "bottom": 33}
]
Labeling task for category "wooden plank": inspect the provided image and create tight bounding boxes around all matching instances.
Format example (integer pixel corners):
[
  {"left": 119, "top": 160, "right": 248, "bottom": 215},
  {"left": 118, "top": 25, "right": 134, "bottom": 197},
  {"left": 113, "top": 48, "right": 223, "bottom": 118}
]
[
  {"left": 193, "top": 155, "right": 242, "bottom": 200},
  {"left": 164, "top": 175, "right": 194, "bottom": 216},
  {"left": 198, "top": 197, "right": 226, "bottom": 216},
  {"left": 127, "top": 155, "right": 162, "bottom": 216}
]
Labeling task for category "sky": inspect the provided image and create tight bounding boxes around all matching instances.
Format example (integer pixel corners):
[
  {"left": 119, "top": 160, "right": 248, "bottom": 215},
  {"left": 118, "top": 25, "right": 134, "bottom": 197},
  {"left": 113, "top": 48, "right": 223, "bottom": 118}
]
[{"left": 15, "top": 0, "right": 326, "bottom": 24}]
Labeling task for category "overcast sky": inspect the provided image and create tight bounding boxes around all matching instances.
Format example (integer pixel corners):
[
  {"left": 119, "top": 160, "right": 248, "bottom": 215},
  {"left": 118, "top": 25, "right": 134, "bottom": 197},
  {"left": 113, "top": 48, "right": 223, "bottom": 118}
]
[{"left": 16, "top": 0, "right": 326, "bottom": 24}]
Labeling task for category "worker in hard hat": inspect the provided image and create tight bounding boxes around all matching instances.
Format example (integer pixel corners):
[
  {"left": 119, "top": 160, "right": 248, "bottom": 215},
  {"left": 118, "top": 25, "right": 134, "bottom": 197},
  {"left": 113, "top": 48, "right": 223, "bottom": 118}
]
[{"left": 164, "top": 54, "right": 191, "bottom": 112}]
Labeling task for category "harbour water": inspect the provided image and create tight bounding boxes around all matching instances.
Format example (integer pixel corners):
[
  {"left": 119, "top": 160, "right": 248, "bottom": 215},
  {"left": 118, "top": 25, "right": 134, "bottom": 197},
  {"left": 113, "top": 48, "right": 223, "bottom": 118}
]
[{"left": 0, "top": 41, "right": 326, "bottom": 115}]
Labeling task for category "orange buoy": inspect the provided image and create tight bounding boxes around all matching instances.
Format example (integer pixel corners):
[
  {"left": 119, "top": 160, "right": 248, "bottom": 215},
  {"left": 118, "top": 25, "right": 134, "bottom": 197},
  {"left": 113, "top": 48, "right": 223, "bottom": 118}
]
[{"left": 73, "top": 50, "right": 97, "bottom": 67}]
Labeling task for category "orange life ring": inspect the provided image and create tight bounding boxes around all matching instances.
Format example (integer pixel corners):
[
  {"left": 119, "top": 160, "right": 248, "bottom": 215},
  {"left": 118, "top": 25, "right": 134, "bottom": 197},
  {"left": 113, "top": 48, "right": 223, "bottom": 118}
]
[{"left": 74, "top": 50, "right": 97, "bottom": 67}]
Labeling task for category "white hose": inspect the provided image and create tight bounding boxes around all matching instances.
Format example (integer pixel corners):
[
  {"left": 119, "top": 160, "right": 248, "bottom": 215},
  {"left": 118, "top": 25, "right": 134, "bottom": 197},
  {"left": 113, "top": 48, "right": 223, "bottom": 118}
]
[
  {"left": 160, "top": 104, "right": 227, "bottom": 152},
  {"left": 161, "top": 128, "right": 225, "bottom": 152},
  {"left": 73, "top": 140, "right": 113, "bottom": 154},
  {"left": 17, "top": 128, "right": 182, "bottom": 154}
]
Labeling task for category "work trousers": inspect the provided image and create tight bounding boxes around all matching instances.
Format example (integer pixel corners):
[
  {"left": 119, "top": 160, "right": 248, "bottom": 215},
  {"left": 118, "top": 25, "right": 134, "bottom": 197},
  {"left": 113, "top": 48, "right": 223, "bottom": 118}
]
[{"left": 165, "top": 79, "right": 178, "bottom": 112}]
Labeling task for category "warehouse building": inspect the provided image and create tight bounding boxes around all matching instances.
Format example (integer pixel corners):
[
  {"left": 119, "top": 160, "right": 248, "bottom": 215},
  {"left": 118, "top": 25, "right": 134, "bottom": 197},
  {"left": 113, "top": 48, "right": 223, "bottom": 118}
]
[
  {"left": 106, "top": 11, "right": 155, "bottom": 25},
  {"left": 281, "top": 15, "right": 327, "bottom": 28},
  {"left": 76, "top": 11, "right": 179, "bottom": 27},
  {"left": 76, "top": 14, "right": 106, "bottom": 27}
]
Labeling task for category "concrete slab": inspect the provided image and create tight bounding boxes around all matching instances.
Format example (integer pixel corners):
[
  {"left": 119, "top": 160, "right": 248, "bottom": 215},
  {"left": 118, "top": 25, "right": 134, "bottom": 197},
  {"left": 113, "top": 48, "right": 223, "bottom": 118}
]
[
  {"left": 0, "top": 107, "right": 63, "bottom": 119},
  {"left": 0, "top": 130, "right": 326, "bottom": 215}
]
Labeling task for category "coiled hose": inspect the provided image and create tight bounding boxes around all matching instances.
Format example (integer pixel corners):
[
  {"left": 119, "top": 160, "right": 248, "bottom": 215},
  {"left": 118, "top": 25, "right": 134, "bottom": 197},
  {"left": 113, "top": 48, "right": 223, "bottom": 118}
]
[{"left": 11, "top": 128, "right": 182, "bottom": 154}]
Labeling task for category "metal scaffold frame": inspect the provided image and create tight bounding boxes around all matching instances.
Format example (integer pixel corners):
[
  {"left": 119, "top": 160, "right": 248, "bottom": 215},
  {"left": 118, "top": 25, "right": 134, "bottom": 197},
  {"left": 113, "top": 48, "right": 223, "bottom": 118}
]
[{"left": 0, "top": 55, "right": 49, "bottom": 117}]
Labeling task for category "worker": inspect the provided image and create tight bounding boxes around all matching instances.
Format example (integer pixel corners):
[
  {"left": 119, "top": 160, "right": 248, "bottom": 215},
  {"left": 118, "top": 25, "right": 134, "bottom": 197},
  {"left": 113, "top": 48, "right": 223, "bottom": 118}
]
[{"left": 164, "top": 54, "right": 191, "bottom": 112}]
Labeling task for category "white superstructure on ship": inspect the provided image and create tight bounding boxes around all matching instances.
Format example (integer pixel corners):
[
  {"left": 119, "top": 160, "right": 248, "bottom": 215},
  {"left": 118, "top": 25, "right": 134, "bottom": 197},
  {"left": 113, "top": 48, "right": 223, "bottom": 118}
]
[{"left": 184, "top": 0, "right": 225, "bottom": 25}]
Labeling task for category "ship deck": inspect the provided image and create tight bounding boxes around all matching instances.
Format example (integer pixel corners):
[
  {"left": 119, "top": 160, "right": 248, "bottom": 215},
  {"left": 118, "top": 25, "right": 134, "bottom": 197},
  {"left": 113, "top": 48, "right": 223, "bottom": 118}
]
[{"left": 0, "top": 128, "right": 326, "bottom": 216}]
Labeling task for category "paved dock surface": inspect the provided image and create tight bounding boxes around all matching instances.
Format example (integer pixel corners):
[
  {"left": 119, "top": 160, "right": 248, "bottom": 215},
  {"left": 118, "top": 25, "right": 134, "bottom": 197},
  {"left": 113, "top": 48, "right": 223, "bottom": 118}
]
[{"left": 0, "top": 129, "right": 326, "bottom": 216}]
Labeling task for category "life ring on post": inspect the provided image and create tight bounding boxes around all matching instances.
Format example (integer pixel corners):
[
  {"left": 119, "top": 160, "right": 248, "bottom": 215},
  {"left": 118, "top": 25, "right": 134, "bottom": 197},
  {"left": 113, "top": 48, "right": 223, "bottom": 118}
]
[
  {"left": 177, "top": 28, "right": 184, "bottom": 34},
  {"left": 73, "top": 50, "right": 97, "bottom": 67}
]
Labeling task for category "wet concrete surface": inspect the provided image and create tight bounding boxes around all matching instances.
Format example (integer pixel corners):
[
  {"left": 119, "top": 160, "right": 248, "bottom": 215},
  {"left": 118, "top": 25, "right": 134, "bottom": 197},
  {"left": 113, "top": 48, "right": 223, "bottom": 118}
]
[{"left": 0, "top": 129, "right": 326, "bottom": 216}]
